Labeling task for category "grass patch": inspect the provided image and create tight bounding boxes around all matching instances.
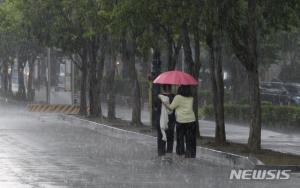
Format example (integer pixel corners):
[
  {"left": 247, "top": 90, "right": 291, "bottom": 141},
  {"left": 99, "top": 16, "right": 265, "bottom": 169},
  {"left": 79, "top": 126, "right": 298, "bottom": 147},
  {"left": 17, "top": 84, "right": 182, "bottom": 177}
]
[{"left": 198, "top": 136, "right": 300, "bottom": 166}]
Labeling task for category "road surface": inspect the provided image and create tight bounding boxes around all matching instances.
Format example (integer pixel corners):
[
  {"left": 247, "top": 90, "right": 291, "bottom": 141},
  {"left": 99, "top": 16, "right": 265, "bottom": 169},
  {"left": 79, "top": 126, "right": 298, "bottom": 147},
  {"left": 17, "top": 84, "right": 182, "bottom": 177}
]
[{"left": 0, "top": 102, "right": 299, "bottom": 188}]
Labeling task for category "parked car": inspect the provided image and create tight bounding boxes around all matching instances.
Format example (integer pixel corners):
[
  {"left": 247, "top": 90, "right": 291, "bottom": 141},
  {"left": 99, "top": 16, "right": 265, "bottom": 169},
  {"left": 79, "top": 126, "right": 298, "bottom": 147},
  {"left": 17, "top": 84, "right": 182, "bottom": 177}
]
[
  {"left": 260, "top": 81, "right": 300, "bottom": 105},
  {"left": 260, "top": 82, "right": 290, "bottom": 105},
  {"left": 283, "top": 83, "right": 300, "bottom": 105}
]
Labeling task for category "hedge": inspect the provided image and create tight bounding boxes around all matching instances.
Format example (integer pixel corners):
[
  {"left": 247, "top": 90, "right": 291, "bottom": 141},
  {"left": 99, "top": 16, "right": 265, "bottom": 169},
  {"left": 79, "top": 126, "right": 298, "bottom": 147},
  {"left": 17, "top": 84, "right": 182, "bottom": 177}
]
[
  {"left": 201, "top": 104, "right": 300, "bottom": 127},
  {"left": 198, "top": 90, "right": 232, "bottom": 105}
]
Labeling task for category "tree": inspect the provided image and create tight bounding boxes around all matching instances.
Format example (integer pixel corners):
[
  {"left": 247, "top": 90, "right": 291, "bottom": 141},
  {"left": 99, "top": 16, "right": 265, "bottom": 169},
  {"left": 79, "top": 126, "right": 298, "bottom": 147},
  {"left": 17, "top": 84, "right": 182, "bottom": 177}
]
[
  {"left": 60, "top": 0, "right": 109, "bottom": 118},
  {"left": 0, "top": 0, "right": 20, "bottom": 96},
  {"left": 18, "top": 0, "right": 111, "bottom": 116},
  {"left": 111, "top": 0, "right": 151, "bottom": 126},
  {"left": 180, "top": 0, "right": 203, "bottom": 137},
  {"left": 203, "top": 0, "right": 227, "bottom": 144},
  {"left": 226, "top": 0, "right": 300, "bottom": 151},
  {"left": 147, "top": 0, "right": 183, "bottom": 70},
  {"left": 225, "top": 0, "right": 261, "bottom": 151},
  {"left": 0, "top": 0, "right": 41, "bottom": 100}
]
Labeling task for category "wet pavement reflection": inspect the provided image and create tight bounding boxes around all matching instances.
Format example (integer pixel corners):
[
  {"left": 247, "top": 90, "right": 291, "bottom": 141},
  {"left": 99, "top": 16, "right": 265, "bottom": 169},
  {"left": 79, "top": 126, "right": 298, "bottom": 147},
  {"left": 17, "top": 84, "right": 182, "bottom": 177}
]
[{"left": 0, "top": 102, "right": 299, "bottom": 188}]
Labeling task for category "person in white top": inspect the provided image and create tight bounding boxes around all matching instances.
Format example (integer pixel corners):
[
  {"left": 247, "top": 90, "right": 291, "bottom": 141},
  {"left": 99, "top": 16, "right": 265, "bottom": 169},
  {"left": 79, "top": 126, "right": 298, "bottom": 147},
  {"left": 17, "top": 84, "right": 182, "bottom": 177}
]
[{"left": 157, "top": 85, "right": 176, "bottom": 156}]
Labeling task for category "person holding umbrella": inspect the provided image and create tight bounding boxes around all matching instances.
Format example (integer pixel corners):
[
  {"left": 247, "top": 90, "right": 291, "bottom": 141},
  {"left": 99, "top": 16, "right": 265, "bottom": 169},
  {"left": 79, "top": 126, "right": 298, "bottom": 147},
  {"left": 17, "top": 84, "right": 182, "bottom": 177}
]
[{"left": 154, "top": 71, "right": 198, "bottom": 158}]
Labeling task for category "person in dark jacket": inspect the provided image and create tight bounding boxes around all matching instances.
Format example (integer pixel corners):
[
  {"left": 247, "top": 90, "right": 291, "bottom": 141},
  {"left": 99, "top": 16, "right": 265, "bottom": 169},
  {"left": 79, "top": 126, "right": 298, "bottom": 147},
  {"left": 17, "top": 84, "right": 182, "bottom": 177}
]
[{"left": 157, "top": 84, "right": 176, "bottom": 156}]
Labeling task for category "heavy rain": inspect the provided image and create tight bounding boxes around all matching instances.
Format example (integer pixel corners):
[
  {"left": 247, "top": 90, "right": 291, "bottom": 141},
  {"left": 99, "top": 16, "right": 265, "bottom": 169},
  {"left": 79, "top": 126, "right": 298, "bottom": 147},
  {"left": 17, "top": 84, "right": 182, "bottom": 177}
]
[{"left": 0, "top": 0, "right": 299, "bottom": 187}]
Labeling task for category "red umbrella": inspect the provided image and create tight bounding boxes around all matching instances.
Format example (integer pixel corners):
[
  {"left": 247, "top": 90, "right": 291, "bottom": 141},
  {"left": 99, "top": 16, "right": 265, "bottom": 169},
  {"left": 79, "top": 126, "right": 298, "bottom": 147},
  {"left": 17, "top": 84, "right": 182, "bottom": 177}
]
[{"left": 153, "top": 70, "right": 198, "bottom": 85}]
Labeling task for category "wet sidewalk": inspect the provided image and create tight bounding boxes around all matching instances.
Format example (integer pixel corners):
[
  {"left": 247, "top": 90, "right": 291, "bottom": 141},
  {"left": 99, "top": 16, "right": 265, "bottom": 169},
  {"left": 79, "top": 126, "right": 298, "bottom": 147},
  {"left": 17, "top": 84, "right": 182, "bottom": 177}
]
[{"left": 102, "top": 103, "right": 300, "bottom": 156}]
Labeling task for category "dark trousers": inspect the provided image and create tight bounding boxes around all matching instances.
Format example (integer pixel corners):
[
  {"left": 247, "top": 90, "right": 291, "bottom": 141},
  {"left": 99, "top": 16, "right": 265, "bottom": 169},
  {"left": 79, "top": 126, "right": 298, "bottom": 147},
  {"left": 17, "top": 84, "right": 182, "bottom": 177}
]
[
  {"left": 157, "top": 120, "right": 175, "bottom": 156},
  {"left": 176, "top": 121, "right": 196, "bottom": 158}
]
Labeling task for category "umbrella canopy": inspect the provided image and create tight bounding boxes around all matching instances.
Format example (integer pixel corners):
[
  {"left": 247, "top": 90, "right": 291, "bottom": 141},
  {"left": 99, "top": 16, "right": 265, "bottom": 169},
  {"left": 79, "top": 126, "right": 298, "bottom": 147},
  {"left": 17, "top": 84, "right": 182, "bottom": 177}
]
[{"left": 153, "top": 70, "right": 198, "bottom": 85}]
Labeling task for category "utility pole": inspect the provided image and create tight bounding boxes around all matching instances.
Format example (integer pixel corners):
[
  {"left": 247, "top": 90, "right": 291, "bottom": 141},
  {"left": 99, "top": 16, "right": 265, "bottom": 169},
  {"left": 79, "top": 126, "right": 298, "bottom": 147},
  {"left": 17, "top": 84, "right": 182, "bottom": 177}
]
[{"left": 47, "top": 48, "right": 51, "bottom": 104}]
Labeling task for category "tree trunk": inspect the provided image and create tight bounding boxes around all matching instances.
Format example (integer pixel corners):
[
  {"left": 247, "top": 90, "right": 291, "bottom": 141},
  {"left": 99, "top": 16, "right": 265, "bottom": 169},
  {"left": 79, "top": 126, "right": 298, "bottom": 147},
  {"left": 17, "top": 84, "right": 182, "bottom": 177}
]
[
  {"left": 129, "top": 40, "right": 142, "bottom": 126},
  {"left": 27, "top": 58, "right": 35, "bottom": 101},
  {"left": 41, "top": 57, "right": 47, "bottom": 87},
  {"left": 131, "top": 72, "right": 142, "bottom": 126},
  {"left": 181, "top": 20, "right": 201, "bottom": 137},
  {"left": 226, "top": 0, "right": 261, "bottom": 151},
  {"left": 193, "top": 30, "right": 202, "bottom": 138},
  {"left": 181, "top": 21, "right": 194, "bottom": 72},
  {"left": 107, "top": 55, "right": 116, "bottom": 120},
  {"left": 96, "top": 42, "right": 105, "bottom": 117},
  {"left": 247, "top": 0, "right": 261, "bottom": 152},
  {"left": 17, "top": 59, "right": 26, "bottom": 100},
  {"left": 1, "top": 61, "right": 9, "bottom": 96},
  {"left": 208, "top": 40, "right": 223, "bottom": 144},
  {"left": 88, "top": 39, "right": 102, "bottom": 117},
  {"left": 166, "top": 34, "right": 182, "bottom": 71},
  {"left": 214, "top": 33, "right": 226, "bottom": 144},
  {"left": 35, "top": 59, "right": 41, "bottom": 90},
  {"left": 203, "top": 0, "right": 227, "bottom": 144},
  {"left": 79, "top": 62, "right": 88, "bottom": 116},
  {"left": 166, "top": 34, "right": 175, "bottom": 70},
  {"left": 247, "top": 66, "right": 261, "bottom": 151},
  {"left": 8, "top": 60, "right": 14, "bottom": 94}
]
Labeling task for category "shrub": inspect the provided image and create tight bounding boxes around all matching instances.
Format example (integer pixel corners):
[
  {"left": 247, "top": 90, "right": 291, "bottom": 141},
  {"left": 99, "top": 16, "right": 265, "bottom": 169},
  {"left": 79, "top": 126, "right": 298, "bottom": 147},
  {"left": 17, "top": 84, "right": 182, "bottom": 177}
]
[
  {"left": 201, "top": 104, "right": 300, "bottom": 127},
  {"left": 198, "top": 90, "right": 231, "bottom": 105}
]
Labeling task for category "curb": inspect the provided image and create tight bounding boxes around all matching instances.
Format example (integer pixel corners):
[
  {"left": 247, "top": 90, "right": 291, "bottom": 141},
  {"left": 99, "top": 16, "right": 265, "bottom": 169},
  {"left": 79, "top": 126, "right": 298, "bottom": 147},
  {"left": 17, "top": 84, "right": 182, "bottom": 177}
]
[
  {"left": 28, "top": 104, "right": 80, "bottom": 114},
  {"left": 58, "top": 114, "right": 264, "bottom": 169},
  {"left": 196, "top": 146, "right": 263, "bottom": 169}
]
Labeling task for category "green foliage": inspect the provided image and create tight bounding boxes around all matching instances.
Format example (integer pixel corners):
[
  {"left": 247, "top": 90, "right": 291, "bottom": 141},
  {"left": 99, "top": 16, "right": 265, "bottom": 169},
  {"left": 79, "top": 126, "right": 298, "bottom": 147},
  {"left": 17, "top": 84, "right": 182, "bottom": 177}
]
[
  {"left": 111, "top": 0, "right": 148, "bottom": 36},
  {"left": 0, "top": 0, "right": 42, "bottom": 61},
  {"left": 260, "top": 0, "right": 300, "bottom": 31},
  {"left": 15, "top": 0, "right": 111, "bottom": 55},
  {"left": 0, "top": 0, "right": 21, "bottom": 58}
]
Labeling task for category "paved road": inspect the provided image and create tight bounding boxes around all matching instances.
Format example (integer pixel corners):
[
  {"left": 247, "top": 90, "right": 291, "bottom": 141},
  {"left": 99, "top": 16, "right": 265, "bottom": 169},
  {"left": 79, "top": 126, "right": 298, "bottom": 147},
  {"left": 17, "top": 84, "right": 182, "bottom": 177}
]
[{"left": 0, "top": 102, "right": 299, "bottom": 188}]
